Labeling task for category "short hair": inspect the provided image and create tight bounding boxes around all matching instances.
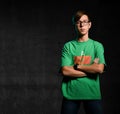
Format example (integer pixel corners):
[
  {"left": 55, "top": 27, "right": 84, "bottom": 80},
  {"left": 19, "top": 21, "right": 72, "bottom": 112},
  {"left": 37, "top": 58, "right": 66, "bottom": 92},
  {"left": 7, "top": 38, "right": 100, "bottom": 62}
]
[{"left": 72, "top": 10, "right": 91, "bottom": 25}]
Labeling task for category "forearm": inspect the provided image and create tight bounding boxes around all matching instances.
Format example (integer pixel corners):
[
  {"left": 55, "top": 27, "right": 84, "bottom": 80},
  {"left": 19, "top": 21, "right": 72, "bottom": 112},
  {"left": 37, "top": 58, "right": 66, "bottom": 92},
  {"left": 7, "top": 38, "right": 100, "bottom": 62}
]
[
  {"left": 61, "top": 66, "right": 87, "bottom": 77},
  {"left": 77, "top": 63, "right": 104, "bottom": 74}
]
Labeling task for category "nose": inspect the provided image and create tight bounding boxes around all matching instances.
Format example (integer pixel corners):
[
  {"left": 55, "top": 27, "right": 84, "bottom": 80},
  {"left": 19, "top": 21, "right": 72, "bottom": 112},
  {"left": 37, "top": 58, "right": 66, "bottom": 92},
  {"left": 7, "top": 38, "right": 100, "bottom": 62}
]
[{"left": 80, "top": 22, "right": 84, "bottom": 27}]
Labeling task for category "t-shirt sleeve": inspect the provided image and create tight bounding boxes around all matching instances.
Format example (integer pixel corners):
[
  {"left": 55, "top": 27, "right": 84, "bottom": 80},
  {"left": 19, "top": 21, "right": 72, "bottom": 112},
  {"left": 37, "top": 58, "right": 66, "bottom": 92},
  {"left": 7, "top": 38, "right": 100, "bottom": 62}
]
[
  {"left": 95, "top": 42, "right": 106, "bottom": 65},
  {"left": 61, "top": 44, "right": 73, "bottom": 66}
]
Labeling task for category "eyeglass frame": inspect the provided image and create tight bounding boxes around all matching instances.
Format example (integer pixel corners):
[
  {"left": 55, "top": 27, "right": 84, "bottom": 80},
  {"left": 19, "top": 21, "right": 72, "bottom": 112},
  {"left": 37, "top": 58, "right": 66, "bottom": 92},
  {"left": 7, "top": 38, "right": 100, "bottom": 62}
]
[{"left": 76, "top": 20, "right": 90, "bottom": 26}]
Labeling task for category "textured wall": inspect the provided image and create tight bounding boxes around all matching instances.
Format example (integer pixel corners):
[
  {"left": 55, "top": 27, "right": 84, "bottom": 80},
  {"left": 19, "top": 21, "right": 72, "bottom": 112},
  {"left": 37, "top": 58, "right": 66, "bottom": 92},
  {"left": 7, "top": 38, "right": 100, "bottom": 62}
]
[{"left": 0, "top": 1, "right": 119, "bottom": 114}]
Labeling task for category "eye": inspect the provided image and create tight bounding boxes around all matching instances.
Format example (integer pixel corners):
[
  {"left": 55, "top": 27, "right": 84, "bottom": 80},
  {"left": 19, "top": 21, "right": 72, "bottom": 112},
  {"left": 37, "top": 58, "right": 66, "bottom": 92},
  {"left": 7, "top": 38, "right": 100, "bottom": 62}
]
[{"left": 76, "top": 20, "right": 90, "bottom": 26}]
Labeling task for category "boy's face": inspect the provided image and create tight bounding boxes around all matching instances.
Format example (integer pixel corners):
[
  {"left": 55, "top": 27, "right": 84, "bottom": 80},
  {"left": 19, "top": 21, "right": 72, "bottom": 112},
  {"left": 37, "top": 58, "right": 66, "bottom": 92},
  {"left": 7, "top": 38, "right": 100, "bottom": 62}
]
[{"left": 75, "top": 15, "right": 91, "bottom": 35}]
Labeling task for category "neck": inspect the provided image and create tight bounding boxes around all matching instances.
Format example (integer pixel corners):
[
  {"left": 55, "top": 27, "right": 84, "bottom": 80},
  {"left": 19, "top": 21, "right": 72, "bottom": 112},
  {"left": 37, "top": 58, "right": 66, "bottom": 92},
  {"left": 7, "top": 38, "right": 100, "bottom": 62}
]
[{"left": 77, "top": 34, "right": 89, "bottom": 42}]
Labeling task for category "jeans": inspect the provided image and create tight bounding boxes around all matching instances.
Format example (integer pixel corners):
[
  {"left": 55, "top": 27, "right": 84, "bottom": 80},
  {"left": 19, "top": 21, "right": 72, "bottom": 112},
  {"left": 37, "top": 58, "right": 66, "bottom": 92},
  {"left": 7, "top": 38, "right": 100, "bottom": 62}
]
[{"left": 61, "top": 97, "right": 104, "bottom": 114}]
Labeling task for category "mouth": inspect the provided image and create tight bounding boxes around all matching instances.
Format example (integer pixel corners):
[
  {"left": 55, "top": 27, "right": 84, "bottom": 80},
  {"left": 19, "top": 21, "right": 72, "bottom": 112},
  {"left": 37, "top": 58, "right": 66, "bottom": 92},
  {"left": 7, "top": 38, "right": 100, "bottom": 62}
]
[{"left": 80, "top": 29, "right": 85, "bottom": 32}]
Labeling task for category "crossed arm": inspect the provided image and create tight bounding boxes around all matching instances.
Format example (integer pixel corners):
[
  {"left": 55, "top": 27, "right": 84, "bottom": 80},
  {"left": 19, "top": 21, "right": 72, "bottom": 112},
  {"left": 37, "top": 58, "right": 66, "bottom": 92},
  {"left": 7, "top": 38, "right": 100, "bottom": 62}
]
[{"left": 61, "top": 58, "right": 105, "bottom": 78}]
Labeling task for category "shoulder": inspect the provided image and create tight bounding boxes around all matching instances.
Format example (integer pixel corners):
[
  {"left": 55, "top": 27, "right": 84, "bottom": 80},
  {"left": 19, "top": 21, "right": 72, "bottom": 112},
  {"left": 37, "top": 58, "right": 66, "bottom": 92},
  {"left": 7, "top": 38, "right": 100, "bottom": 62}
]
[
  {"left": 91, "top": 39, "right": 105, "bottom": 52},
  {"left": 92, "top": 39, "right": 104, "bottom": 47},
  {"left": 63, "top": 40, "right": 76, "bottom": 47}
]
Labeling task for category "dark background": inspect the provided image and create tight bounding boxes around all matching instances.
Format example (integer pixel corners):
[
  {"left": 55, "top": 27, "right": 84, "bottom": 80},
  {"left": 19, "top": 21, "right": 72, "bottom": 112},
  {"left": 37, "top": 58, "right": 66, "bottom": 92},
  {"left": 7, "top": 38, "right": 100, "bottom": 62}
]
[{"left": 0, "top": 0, "right": 119, "bottom": 114}]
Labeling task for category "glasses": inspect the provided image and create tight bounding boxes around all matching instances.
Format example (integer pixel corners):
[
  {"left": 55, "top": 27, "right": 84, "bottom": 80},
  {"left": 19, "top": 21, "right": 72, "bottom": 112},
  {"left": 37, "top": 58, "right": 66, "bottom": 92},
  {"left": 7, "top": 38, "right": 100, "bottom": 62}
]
[{"left": 76, "top": 20, "right": 90, "bottom": 26}]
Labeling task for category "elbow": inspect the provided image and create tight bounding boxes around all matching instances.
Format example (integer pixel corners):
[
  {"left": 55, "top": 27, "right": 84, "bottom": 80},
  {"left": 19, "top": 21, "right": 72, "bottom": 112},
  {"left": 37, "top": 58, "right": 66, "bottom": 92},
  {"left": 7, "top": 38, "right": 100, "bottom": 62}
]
[
  {"left": 60, "top": 67, "right": 66, "bottom": 75},
  {"left": 94, "top": 64, "right": 104, "bottom": 74},
  {"left": 97, "top": 66, "right": 104, "bottom": 74},
  {"left": 61, "top": 69, "right": 66, "bottom": 75},
  {"left": 61, "top": 67, "right": 70, "bottom": 76},
  {"left": 98, "top": 69, "right": 104, "bottom": 74},
  {"left": 62, "top": 71, "right": 67, "bottom": 76}
]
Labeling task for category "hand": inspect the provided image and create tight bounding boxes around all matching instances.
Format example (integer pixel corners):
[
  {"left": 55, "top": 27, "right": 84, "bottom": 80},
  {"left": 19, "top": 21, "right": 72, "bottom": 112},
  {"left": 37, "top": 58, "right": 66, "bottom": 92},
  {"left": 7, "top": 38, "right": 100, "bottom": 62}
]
[
  {"left": 93, "top": 58, "right": 99, "bottom": 64},
  {"left": 74, "top": 56, "right": 84, "bottom": 65}
]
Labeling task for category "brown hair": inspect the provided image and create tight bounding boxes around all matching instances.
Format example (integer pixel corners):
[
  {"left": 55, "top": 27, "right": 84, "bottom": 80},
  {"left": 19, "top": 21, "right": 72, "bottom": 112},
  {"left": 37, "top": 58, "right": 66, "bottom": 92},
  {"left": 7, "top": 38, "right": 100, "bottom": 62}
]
[{"left": 72, "top": 10, "right": 91, "bottom": 25}]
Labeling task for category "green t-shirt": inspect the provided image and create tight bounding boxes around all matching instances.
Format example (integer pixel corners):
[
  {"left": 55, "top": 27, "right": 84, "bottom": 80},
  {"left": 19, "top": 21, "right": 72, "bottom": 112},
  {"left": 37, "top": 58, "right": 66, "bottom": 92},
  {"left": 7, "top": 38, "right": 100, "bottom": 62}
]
[{"left": 61, "top": 38, "right": 106, "bottom": 100}]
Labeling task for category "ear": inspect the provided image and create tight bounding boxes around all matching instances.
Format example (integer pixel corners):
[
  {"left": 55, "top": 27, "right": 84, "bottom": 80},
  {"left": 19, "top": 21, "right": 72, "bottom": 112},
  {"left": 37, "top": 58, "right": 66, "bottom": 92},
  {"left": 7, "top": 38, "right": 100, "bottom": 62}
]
[{"left": 88, "top": 22, "right": 92, "bottom": 28}]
